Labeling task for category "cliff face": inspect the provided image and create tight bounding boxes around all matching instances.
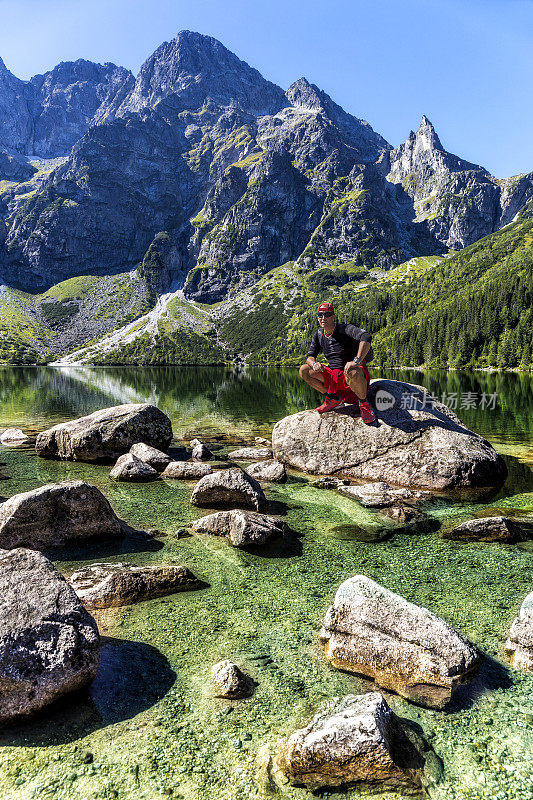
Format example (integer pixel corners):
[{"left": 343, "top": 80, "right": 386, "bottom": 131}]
[
  {"left": 0, "top": 57, "right": 133, "bottom": 158},
  {"left": 0, "top": 32, "right": 532, "bottom": 303},
  {"left": 384, "top": 116, "right": 533, "bottom": 249}
]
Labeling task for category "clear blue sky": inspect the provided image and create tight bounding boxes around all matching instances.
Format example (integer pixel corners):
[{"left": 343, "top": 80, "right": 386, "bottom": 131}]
[{"left": 1, "top": 0, "right": 531, "bottom": 177}]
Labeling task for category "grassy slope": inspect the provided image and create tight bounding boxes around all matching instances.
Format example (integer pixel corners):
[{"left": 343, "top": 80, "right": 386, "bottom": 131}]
[{"left": 1, "top": 210, "right": 532, "bottom": 368}]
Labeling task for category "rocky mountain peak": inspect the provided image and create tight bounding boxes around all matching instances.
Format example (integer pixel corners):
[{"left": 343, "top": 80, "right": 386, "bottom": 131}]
[
  {"left": 408, "top": 115, "right": 443, "bottom": 152},
  {"left": 117, "top": 30, "right": 287, "bottom": 117},
  {"left": 286, "top": 78, "right": 325, "bottom": 111}
]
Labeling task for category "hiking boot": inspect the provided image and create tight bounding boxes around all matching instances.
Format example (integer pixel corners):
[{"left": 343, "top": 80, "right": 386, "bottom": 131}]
[
  {"left": 359, "top": 400, "right": 376, "bottom": 424},
  {"left": 316, "top": 397, "right": 344, "bottom": 414}
]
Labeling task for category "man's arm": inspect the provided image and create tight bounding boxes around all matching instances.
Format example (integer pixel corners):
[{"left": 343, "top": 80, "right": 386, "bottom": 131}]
[
  {"left": 344, "top": 325, "right": 372, "bottom": 375},
  {"left": 306, "top": 332, "right": 323, "bottom": 372}
]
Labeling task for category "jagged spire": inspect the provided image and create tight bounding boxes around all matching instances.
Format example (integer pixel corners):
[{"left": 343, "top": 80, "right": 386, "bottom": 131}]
[{"left": 415, "top": 115, "right": 443, "bottom": 151}]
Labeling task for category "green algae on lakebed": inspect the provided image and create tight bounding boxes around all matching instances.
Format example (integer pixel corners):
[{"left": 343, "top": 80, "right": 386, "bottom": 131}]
[{"left": 0, "top": 367, "right": 532, "bottom": 800}]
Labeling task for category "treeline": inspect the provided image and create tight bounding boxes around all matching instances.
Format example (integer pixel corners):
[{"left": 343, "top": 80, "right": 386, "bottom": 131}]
[{"left": 340, "top": 211, "right": 533, "bottom": 369}]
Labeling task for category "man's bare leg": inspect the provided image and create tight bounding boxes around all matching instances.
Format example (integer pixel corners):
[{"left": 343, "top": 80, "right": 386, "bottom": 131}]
[
  {"left": 299, "top": 364, "right": 327, "bottom": 394},
  {"left": 346, "top": 367, "right": 368, "bottom": 400}
]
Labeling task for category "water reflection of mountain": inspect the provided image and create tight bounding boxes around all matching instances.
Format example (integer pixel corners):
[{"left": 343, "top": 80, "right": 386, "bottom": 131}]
[{"left": 1, "top": 367, "right": 532, "bottom": 447}]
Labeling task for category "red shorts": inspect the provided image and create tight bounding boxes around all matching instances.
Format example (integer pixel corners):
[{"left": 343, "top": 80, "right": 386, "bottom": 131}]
[{"left": 322, "top": 361, "right": 370, "bottom": 404}]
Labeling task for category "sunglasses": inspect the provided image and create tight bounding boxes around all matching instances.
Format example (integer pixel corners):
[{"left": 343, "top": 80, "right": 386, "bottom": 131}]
[{"left": 317, "top": 311, "right": 333, "bottom": 318}]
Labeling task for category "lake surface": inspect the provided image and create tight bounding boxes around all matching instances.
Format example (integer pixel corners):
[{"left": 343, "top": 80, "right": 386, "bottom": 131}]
[{"left": 0, "top": 366, "right": 532, "bottom": 800}]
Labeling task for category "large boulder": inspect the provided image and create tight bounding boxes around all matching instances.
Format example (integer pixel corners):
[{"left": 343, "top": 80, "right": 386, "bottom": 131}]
[
  {"left": 36, "top": 404, "right": 173, "bottom": 463},
  {"left": 320, "top": 576, "right": 482, "bottom": 709},
  {"left": 69, "top": 563, "right": 202, "bottom": 608},
  {"left": 272, "top": 379, "right": 507, "bottom": 490},
  {"left": 276, "top": 692, "right": 433, "bottom": 791},
  {"left": 109, "top": 453, "right": 159, "bottom": 482},
  {"left": 0, "top": 481, "right": 123, "bottom": 550},
  {"left": 161, "top": 461, "right": 213, "bottom": 479},
  {"left": 190, "top": 468, "right": 268, "bottom": 511},
  {"left": 0, "top": 548, "right": 100, "bottom": 725},
  {"left": 505, "top": 592, "right": 533, "bottom": 671},
  {"left": 192, "top": 510, "right": 283, "bottom": 546}
]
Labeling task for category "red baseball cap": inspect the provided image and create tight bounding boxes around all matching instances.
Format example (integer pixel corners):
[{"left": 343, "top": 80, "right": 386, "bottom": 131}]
[{"left": 317, "top": 302, "right": 334, "bottom": 313}]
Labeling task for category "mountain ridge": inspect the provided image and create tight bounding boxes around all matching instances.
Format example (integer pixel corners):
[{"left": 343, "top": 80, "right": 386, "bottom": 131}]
[{"left": 0, "top": 30, "right": 532, "bottom": 366}]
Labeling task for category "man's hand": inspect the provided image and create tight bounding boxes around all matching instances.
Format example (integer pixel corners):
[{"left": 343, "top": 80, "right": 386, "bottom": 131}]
[
  {"left": 344, "top": 359, "right": 361, "bottom": 377},
  {"left": 312, "top": 361, "right": 323, "bottom": 373}
]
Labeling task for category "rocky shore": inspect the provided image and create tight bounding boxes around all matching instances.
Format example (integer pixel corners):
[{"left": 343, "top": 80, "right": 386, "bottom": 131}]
[{"left": 0, "top": 392, "right": 531, "bottom": 799}]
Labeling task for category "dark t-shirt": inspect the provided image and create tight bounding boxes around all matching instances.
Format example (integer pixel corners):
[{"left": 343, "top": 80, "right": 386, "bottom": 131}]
[{"left": 306, "top": 323, "right": 374, "bottom": 369}]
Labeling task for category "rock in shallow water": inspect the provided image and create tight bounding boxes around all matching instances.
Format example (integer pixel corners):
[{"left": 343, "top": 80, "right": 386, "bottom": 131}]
[
  {"left": 161, "top": 461, "right": 213, "bottom": 479},
  {"left": 69, "top": 563, "right": 202, "bottom": 608},
  {"left": 272, "top": 379, "right": 507, "bottom": 489},
  {"left": 443, "top": 516, "right": 523, "bottom": 543},
  {"left": 227, "top": 447, "right": 273, "bottom": 461},
  {"left": 36, "top": 403, "right": 173, "bottom": 462},
  {"left": 110, "top": 453, "right": 160, "bottom": 482},
  {"left": 212, "top": 660, "right": 254, "bottom": 698},
  {"left": 276, "top": 692, "right": 430, "bottom": 790},
  {"left": 338, "top": 481, "right": 429, "bottom": 508},
  {"left": 192, "top": 510, "right": 283, "bottom": 546},
  {"left": 0, "top": 428, "right": 29, "bottom": 444},
  {"left": 190, "top": 438, "right": 213, "bottom": 461},
  {"left": 246, "top": 459, "right": 286, "bottom": 482},
  {"left": 320, "top": 575, "right": 482, "bottom": 708},
  {"left": 0, "top": 548, "right": 100, "bottom": 725},
  {"left": 506, "top": 592, "right": 533, "bottom": 671},
  {"left": 129, "top": 442, "right": 171, "bottom": 471},
  {"left": 191, "top": 468, "right": 268, "bottom": 511},
  {"left": 0, "top": 481, "right": 123, "bottom": 549}
]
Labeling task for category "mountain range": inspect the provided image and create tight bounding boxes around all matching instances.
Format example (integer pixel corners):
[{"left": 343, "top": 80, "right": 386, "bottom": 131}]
[{"left": 0, "top": 30, "right": 532, "bottom": 367}]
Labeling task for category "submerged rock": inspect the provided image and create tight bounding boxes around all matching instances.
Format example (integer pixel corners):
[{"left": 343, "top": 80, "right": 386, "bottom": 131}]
[
  {"left": 0, "top": 428, "right": 29, "bottom": 444},
  {"left": 338, "top": 481, "right": 429, "bottom": 508},
  {"left": 212, "top": 660, "right": 254, "bottom": 698},
  {"left": 312, "top": 476, "right": 351, "bottom": 490},
  {"left": 0, "top": 481, "right": 123, "bottom": 549},
  {"left": 36, "top": 403, "right": 173, "bottom": 462},
  {"left": 191, "top": 468, "right": 268, "bottom": 511},
  {"left": 443, "top": 516, "right": 522, "bottom": 543},
  {"left": 379, "top": 505, "right": 431, "bottom": 526},
  {"left": 109, "top": 453, "right": 159, "bottom": 482},
  {"left": 246, "top": 459, "right": 287, "bottom": 482},
  {"left": 0, "top": 548, "right": 100, "bottom": 725},
  {"left": 129, "top": 442, "right": 171, "bottom": 471},
  {"left": 276, "top": 692, "right": 429, "bottom": 791},
  {"left": 320, "top": 575, "right": 482, "bottom": 708},
  {"left": 272, "top": 379, "right": 507, "bottom": 489},
  {"left": 161, "top": 461, "right": 213, "bottom": 479},
  {"left": 191, "top": 438, "right": 213, "bottom": 461},
  {"left": 227, "top": 447, "right": 273, "bottom": 460},
  {"left": 69, "top": 562, "right": 202, "bottom": 608},
  {"left": 192, "top": 510, "right": 283, "bottom": 546},
  {"left": 505, "top": 592, "right": 533, "bottom": 671}
]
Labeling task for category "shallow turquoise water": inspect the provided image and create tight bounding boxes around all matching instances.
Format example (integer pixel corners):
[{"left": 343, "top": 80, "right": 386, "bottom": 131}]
[{"left": 0, "top": 366, "right": 532, "bottom": 800}]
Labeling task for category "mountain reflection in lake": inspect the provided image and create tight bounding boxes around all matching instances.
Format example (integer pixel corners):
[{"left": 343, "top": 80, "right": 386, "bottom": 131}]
[{"left": 1, "top": 365, "right": 532, "bottom": 447}]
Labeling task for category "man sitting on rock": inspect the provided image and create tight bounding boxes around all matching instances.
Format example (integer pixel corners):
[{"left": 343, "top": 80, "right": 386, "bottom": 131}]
[{"left": 299, "top": 302, "right": 376, "bottom": 422}]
